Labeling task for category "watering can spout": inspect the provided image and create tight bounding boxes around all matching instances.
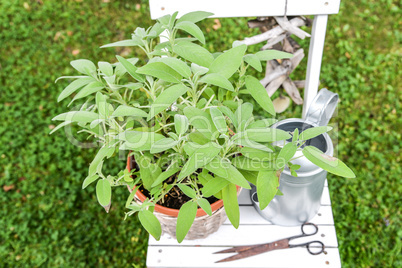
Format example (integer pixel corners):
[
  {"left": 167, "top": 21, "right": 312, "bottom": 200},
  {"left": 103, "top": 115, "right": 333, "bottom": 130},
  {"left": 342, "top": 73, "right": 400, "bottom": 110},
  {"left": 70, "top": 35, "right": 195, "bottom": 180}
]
[{"left": 305, "top": 88, "right": 339, "bottom": 126}]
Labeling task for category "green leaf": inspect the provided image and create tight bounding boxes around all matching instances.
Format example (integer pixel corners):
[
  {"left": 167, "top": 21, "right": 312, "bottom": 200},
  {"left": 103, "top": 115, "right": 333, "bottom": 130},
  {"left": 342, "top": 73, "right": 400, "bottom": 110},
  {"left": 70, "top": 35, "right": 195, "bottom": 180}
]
[
  {"left": 55, "top": 75, "right": 88, "bottom": 83},
  {"left": 82, "top": 174, "right": 98, "bottom": 189},
  {"left": 151, "top": 167, "right": 181, "bottom": 187},
  {"left": 148, "top": 84, "right": 189, "bottom": 120},
  {"left": 255, "top": 50, "right": 293, "bottom": 61},
  {"left": 71, "top": 81, "right": 104, "bottom": 102},
  {"left": 174, "top": 114, "right": 189, "bottom": 135},
  {"left": 233, "top": 138, "right": 273, "bottom": 152},
  {"left": 175, "top": 21, "right": 205, "bottom": 44},
  {"left": 98, "top": 61, "right": 113, "bottom": 76},
  {"left": 71, "top": 59, "right": 97, "bottom": 76},
  {"left": 173, "top": 42, "right": 214, "bottom": 67},
  {"left": 136, "top": 62, "right": 182, "bottom": 83},
  {"left": 302, "top": 146, "right": 356, "bottom": 178},
  {"left": 241, "top": 147, "right": 275, "bottom": 161},
  {"left": 257, "top": 170, "right": 279, "bottom": 210},
  {"left": 218, "top": 106, "right": 237, "bottom": 128},
  {"left": 208, "top": 44, "right": 247, "bottom": 78},
  {"left": 150, "top": 138, "right": 178, "bottom": 154},
  {"left": 188, "top": 131, "right": 210, "bottom": 145},
  {"left": 231, "top": 156, "right": 276, "bottom": 171},
  {"left": 202, "top": 175, "right": 229, "bottom": 197},
  {"left": 49, "top": 121, "right": 73, "bottom": 135},
  {"left": 299, "top": 126, "right": 333, "bottom": 141},
  {"left": 178, "top": 142, "right": 221, "bottom": 180},
  {"left": 236, "top": 128, "right": 291, "bottom": 142},
  {"left": 199, "top": 73, "right": 234, "bottom": 91},
  {"left": 138, "top": 155, "right": 162, "bottom": 189},
  {"left": 158, "top": 57, "right": 191, "bottom": 77},
  {"left": 204, "top": 156, "right": 228, "bottom": 178},
  {"left": 116, "top": 55, "right": 145, "bottom": 82},
  {"left": 177, "top": 184, "right": 197, "bottom": 199},
  {"left": 245, "top": 75, "right": 275, "bottom": 116},
  {"left": 125, "top": 190, "right": 137, "bottom": 208},
  {"left": 222, "top": 183, "right": 240, "bottom": 228},
  {"left": 52, "top": 111, "right": 99, "bottom": 123},
  {"left": 197, "top": 198, "right": 212, "bottom": 216},
  {"left": 177, "top": 11, "right": 214, "bottom": 24},
  {"left": 234, "top": 102, "right": 253, "bottom": 132},
  {"left": 57, "top": 77, "right": 94, "bottom": 102},
  {"left": 101, "top": 39, "right": 142, "bottom": 48},
  {"left": 96, "top": 92, "right": 108, "bottom": 119},
  {"left": 139, "top": 210, "right": 162, "bottom": 241},
  {"left": 191, "top": 63, "right": 209, "bottom": 76},
  {"left": 183, "top": 106, "right": 217, "bottom": 140},
  {"left": 117, "top": 131, "right": 165, "bottom": 151},
  {"left": 96, "top": 179, "right": 111, "bottom": 207},
  {"left": 238, "top": 170, "right": 258, "bottom": 185},
  {"left": 112, "top": 105, "right": 148, "bottom": 118},
  {"left": 243, "top": 54, "right": 262, "bottom": 72},
  {"left": 248, "top": 119, "right": 278, "bottom": 129},
  {"left": 292, "top": 128, "right": 299, "bottom": 142},
  {"left": 176, "top": 201, "right": 198, "bottom": 243},
  {"left": 209, "top": 107, "right": 227, "bottom": 133},
  {"left": 89, "top": 146, "right": 115, "bottom": 176},
  {"left": 276, "top": 143, "right": 298, "bottom": 170}
]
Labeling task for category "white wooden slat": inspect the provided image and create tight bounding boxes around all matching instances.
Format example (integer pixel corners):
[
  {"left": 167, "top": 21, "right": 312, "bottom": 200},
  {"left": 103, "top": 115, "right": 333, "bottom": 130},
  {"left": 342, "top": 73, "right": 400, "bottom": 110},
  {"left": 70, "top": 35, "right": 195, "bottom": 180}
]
[
  {"left": 149, "top": 225, "right": 338, "bottom": 247},
  {"left": 222, "top": 205, "right": 334, "bottom": 225},
  {"left": 238, "top": 186, "right": 331, "bottom": 206},
  {"left": 149, "top": 0, "right": 341, "bottom": 19},
  {"left": 147, "top": 246, "right": 341, "bottom": 268}
]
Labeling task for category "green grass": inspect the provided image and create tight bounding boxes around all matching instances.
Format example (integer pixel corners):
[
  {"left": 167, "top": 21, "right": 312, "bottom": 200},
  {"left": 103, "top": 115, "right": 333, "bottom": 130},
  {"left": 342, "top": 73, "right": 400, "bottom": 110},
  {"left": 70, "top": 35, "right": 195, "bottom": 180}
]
[{"left": 0, "top": 0, "right": 400, "bottom": 267}]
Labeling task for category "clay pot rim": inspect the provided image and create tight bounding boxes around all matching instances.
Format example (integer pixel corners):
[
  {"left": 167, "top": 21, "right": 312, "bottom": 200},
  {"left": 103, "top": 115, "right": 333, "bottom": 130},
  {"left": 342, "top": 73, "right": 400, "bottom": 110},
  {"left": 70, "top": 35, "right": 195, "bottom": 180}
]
[{"left": 126, "top": 155, "right": 236, "bottom": 218}]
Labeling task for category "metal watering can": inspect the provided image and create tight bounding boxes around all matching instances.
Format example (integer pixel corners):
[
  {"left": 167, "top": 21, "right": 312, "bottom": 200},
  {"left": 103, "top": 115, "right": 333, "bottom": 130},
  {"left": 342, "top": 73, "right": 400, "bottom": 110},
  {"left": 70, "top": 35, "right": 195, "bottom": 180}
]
[{"left": 250, "top": 88, "right": 339, "bottom": 226}]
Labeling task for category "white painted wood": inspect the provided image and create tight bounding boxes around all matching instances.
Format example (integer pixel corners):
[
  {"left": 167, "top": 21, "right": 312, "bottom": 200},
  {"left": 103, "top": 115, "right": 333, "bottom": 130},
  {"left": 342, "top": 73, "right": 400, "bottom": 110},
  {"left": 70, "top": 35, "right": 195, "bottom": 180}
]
[
  {"left": 223, "top": 205, "right": 334, "bottom": 226},
  {"left": 149, "top": 0, "right": 341, "bottom": 19},
  {"left": 302, "top": 15, "right": 329, "bottom": 118},
  {"left": 149, "top": 225, "right": 338, "bottom": 247},
  {"left": 147, "top": 247, "right": 341, "bottom": 268},
  {"left": 238, "top": 185, "right": 331, "bottom": 206}
]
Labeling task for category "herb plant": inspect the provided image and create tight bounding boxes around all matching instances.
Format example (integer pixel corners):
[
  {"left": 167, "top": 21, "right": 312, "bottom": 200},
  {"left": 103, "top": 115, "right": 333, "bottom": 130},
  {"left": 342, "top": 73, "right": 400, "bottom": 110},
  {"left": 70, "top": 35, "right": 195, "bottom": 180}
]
[{"left": 51, "top": 11, "right": 355, "bottom": 243}]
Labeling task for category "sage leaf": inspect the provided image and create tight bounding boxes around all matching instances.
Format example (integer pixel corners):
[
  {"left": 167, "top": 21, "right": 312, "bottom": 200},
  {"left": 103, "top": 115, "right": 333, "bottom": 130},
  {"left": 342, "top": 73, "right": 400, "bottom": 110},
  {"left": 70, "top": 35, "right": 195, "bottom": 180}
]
[
  {"left": 218, "top": 106, "right": 237, "bottom": 129},
  {"left": 233, "top": 138, "right": 273, "bottom": 152},
  {"left": 240, "top": 147, "right": 275, "bottom": 161},
  {"left": 82, "top": 174, "right": 98, "bottom": 189},
  {"left": 116, "top": 55, "right": 145, "bottom": 82},
  {"left": 222, "top": 183, "right": 240, "bottom": 228},
  {"left": 245, "top": 75, "right": 275, "bottom": 116},
  {"left": 257, "top": 170, "right": 279, "bottom": 210},
  {"left": 151, "top": 167, "right": 181, "bottom": 187},
  {"left": 138, "top": 155, "right": 162, "bottom": 189},
  {"left": 49, "top": 121, "right": 72, "bottom": 135},
  {"left": 136, "top": 62, "right": 182, "bottom": 83},
  {"left": 138, "top": 210, "right": 162, "bottom": 241},
  {"left": 71, "top": 59, "right": 97, "bottom": 76},
  {"left": 71, "top": 81, "right": 104, "bottom": 102},
  {"left": 57, "top": 77, "right": 94, "bottom": 102},
  {"left": 239, "top": 170, "right": 258, "bottom": 186},
  {"left": 199, "top": 73, "right": 234, "bottom": 92},
  {"left": 117, "top": 131, "right": 165, "bottom": 151},
  {"left": 248, "top": 119, "right": 278, "bottom": 129},
  {"left": 158, "top": 57, "right": 191, "bottom": 77},
  {"left": 175, "top": 21, "right": 205, "bottom": 44},
  {"left": 292, "top": 128, "right": 299, "bottom": 142},
  {"left": 176, "top": 201, "right": 198, "bottom": 243},
  {"left": 96, "top": 92, "right": 108, "bottom": 119},
  {"left": 89, "top": 146, "right": 115, "bottom": 176},
  {"left": 150, "top": 138, "right": 178, "bottom": 154},
  {"left": 178, "top": 142, "right": 221, "bottom": 180},
  {"left": 236, "top": 128, "right": 291, "bottom": 142},
  {"left": 299, "top": 126, "right": 333, "bottom": 141},
  {"left": 148, "top": 84, "right": 189, "bottom": 120},
  {"left": 173, "top": 42, "right": 214, "bottom": 68},
  {"left": 197, "top": 198, "right": 212, "bottom": 216},
  {"left": 174, "top": 114, "right": 189, "bottom": 135},
  {"left": 232, "top": 156, "right": 276, "bottom": 171},
  {"left": 183, "top": 106, "right": 217, "bottom": 140},
  {"left": 112, "top": 105, "right": 148, "bottom": 118},
  {"left": 204, "top": 156, "right": 229, "bottom": 178},
  {"left": 177, "top": 11, "right": 213, "bottom": 24},
  {"left": 96, "top": 179, "right": 111, "bottom": 208},
  {"left": 255, "top": 50, "right": 293, "bottom": 61},
  {"left": 302, "top": 146, "right": 356, "bottom": 178},
  {"left": 202, "top": 175, "right": 229, "bottom": 197},
  {"left": 209, "top": 107, "right": 227, "bottom": 134},
  {"left": 52, "top": 111, "right": 99, "bottom": 123},
  {"left": 177, "top": 184, "right": 197, "bottom": 199},
  {"left": 276, "top": 143, "right": 298, "bottom": 170},
  {"left": 234, "top": 102, "right": 253, "bottom": 132},
  {"left": 243, "top": 54, "right": 262, "bottom": 72},
  {"left": 101, "top": 39, "right": 142, "bottom": 48},
  {"left": 208, "top": 44, "right": 247, "bottom": 79},
  {"left": 98, "top": 61, "right": 113, "bottom": 76}
]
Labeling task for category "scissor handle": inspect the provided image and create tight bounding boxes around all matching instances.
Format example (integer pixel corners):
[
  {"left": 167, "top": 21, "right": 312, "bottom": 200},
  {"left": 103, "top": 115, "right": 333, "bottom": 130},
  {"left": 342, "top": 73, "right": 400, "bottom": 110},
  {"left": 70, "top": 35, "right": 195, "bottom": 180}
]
[
  {"left": 306, "top": 241, "right": 325, "bottom": 255},
  {"left": 301, "top": 222, "right": 319, "bottom": 236}
]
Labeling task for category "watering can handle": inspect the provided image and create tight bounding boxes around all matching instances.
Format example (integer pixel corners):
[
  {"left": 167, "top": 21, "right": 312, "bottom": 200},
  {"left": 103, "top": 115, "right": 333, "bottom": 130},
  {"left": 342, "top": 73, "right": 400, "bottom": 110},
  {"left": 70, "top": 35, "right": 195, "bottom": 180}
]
[{"left": 305, "top": 88, "right": 339, "bottom": 126}]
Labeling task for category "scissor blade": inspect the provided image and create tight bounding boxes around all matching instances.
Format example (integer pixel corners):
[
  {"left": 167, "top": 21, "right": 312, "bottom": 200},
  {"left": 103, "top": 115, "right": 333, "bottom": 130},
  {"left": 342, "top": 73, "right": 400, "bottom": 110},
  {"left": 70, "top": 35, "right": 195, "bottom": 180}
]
[
  {"left": 215, "top": 249, "right": 263, "bottom": 263},
  {"left": 214, "top": 245, "right": 257, "bottom": 254}
]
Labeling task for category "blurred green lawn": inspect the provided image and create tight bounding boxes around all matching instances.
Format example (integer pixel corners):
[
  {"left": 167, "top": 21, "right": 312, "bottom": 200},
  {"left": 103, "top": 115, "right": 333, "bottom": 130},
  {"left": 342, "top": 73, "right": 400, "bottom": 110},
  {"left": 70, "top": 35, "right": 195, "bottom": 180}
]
[{"left": 0, "top": 0, "right": 400, "bottom": 267}]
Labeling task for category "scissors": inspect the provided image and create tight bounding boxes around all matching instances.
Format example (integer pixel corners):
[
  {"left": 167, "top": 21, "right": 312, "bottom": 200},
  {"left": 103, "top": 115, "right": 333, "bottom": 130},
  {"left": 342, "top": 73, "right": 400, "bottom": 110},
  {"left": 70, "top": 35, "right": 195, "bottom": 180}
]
[{"left": 214, "top": 222, "right": 325, "bottom": 263}]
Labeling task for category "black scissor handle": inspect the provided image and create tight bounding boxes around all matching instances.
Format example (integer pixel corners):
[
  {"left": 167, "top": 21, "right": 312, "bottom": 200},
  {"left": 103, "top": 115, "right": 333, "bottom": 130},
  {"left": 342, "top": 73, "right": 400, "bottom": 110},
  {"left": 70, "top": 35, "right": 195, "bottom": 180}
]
[
  {"left": 301, "top": 222, "right": 319, "bottom": 236},
  {"left": 306, "top": 241, "right": 325, "bottom": 255}
]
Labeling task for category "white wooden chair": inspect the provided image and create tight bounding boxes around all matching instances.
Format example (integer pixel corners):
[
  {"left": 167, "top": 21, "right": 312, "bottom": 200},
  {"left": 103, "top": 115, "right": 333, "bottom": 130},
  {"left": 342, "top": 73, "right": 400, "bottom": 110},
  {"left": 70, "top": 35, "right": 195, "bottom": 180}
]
[{"left": 146, "top": 1, "right": 342, "bottom": 267}]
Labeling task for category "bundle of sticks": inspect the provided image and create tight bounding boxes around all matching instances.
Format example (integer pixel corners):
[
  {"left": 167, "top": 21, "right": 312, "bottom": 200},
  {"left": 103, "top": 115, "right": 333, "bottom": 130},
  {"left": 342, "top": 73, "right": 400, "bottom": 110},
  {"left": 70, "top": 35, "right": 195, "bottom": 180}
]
[{"left": 237, "top": 16, "right": 313, "bottom": 112}]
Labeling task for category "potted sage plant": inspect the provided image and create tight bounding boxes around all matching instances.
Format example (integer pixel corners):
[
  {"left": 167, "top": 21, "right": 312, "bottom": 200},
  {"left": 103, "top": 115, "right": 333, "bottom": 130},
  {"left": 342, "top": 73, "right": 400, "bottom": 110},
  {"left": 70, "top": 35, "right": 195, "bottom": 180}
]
[{"left": 51, "top": 11, "right": 354, "bottom": 243}]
